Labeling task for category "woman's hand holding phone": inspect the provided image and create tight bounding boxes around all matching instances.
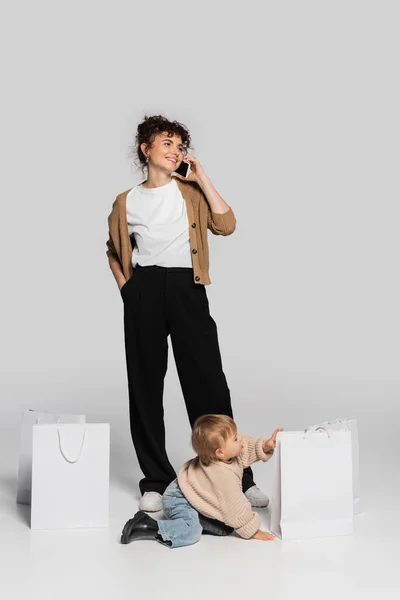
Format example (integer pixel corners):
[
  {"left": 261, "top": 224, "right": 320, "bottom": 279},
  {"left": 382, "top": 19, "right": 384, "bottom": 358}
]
[{"left": 175, "top": 155, "right": 205, "bottom": 184}]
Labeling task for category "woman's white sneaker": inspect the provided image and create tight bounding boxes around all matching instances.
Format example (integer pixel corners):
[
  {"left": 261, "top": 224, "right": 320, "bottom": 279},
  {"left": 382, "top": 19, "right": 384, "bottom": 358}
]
[
  {"left": 244, "top": 485, "right": 270, "bottom": 508},
  {"left": 139, "top": 491, "right": 163, "bottom": 512}
]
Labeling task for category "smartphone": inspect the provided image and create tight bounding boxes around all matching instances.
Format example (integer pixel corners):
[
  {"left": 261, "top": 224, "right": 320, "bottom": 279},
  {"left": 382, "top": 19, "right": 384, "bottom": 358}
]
[{"left": 175, "top": 160, "right": 191, "bottom": 178}]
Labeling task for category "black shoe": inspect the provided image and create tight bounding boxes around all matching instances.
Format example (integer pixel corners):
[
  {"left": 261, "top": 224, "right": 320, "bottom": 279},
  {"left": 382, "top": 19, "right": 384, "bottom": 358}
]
[
  {"left": 199, "top": 515, "right": 234, "bottom": 536},
  {"left": 120, "top": 511, "right": 159, "bottom": 544}
]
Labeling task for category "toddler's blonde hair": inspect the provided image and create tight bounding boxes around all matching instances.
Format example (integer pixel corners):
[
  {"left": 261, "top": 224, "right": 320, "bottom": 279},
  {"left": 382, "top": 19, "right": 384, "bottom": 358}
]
[{"left": 191, "top": 414, "right": 237, "bottom": 466}]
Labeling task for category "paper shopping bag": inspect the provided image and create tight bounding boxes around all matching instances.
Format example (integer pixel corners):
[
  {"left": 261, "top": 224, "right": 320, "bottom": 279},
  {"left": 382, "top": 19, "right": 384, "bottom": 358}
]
[
  {"left": 17, "top": 409, "right": 85, "bottom": 505},
  {"left": 308, "top": 418, "right": 361, "bottom": 514},
  {"left": 30, "top": 423, "right": 109, "bottom": 529},
  {"left": 270, "top": 429, "right": 353, "bottom": 540}
]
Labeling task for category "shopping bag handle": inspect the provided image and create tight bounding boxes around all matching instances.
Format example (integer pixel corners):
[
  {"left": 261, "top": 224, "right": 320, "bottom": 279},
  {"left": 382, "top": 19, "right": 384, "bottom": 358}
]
[
  {"left": 304, "top": 427, "right": 331, "bottom": 438},
  {"left": 315, "top": 427, "right": 330, "bottom": 437},
  {"left": 57, "top": 428, "right": 87, "bottom": 464},
  {"left": 36, "top": 416, "right": 62, "bottom": 424}
]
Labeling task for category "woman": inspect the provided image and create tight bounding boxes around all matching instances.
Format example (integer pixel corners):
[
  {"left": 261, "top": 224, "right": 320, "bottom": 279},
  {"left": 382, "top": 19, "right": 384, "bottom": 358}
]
[{"left": 106, "top": 115, "right": 268, "bottom": 512}]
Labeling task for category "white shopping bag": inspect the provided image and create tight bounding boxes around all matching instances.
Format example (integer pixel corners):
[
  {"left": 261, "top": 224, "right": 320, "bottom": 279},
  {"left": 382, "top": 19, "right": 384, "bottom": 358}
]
[
  {"left": 31, "top": 423, "right": 110, "bottom": 529},
  {"left": 308, "top": 418, "right": 361, "bottom": 514},
  {"left": 17, "top": 409, "right": 85, "bottom": 505},
  {"left": 270, "top": 429, "right": 353, "bottom": 540}
]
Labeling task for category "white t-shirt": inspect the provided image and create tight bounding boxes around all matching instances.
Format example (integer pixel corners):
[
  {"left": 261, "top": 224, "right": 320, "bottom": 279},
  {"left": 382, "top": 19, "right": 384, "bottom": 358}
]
[{"left": 126, "top": 178, "right": 192, "bottom": 268}]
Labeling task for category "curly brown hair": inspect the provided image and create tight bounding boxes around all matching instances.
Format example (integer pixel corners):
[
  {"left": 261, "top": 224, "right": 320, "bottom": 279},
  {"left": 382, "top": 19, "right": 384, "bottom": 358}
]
[{"left": 134, "top": 114, "right": 192, "bottom": 170}]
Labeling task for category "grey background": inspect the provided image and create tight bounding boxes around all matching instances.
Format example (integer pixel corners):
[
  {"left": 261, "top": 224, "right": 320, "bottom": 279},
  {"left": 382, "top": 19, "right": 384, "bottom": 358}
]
[{"left": 1, "top": 1, "right": 399, "bottom": 500}]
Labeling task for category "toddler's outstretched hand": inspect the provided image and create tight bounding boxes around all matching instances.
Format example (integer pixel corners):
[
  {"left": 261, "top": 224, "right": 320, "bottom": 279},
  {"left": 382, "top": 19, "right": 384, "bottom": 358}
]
[
  {"left": 252, "top": 529, "right": 276, "bottom": 541},
  {"left": 263, "top": 428, "right": 284, "bottom": 452}
]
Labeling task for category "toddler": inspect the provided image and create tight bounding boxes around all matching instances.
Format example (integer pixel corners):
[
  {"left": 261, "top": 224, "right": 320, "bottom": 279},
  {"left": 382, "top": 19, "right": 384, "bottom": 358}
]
[{"left": 121, "top": 414, "right": 282, "bottom": 548}]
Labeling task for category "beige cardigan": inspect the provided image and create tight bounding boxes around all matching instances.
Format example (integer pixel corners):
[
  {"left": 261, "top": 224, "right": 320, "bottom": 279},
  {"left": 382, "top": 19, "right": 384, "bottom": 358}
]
[
  {"left": 178, "top": 436, "right": 274, "bottom": 539},
  {"left": 106, "top": 178, "right": 236, "bottom": 285}
]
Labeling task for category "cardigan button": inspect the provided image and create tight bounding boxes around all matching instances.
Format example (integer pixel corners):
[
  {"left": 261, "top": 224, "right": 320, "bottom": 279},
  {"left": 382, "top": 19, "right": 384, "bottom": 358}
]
[
  {"left": 195, "top": 276, "right": 201, "bottom": 282},
  {"left": 192, "top": 223, "right": 196, "bottom": 228},
  {"left": 192, "top": 249, "right": 198, "bottom": 254}
]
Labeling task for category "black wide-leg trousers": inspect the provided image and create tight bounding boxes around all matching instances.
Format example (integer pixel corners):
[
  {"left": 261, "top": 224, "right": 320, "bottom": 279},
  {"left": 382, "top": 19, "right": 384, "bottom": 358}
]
[{"left": 122, "top": 265, "right": 254, "bottom": 495}]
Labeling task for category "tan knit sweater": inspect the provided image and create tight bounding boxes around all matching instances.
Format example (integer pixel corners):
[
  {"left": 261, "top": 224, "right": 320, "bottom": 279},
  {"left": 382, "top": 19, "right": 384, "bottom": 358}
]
[
  {"left": 106, "top": 177, "right": 236, "bottom": 285},
  {"left": 178, "top": 436, "right": 274, "bottom": 539}
]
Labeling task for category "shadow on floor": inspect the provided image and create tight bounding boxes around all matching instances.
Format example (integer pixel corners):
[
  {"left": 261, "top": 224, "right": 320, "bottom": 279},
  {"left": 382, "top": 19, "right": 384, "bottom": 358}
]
[
  {"left": 0, "top": 474, "right": 31, "bottom": 528},
  {"left": 15, "top": 503, "right": 31, "bottom": 527},
  {"left": 0, "top": 474, "right": 17, "bottom": 498}
]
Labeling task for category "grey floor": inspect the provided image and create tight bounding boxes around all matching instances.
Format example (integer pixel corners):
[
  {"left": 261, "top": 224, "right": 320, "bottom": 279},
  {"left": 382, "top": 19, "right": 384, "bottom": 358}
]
[{"left": 1, "top": 451, "right": 399, "bottom": 600}]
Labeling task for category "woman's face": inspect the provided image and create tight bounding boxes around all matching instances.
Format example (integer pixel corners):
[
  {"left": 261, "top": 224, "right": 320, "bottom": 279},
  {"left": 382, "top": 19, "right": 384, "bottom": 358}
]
[{"left": 142, "top": 132, "right": 185, "bottom": 174}]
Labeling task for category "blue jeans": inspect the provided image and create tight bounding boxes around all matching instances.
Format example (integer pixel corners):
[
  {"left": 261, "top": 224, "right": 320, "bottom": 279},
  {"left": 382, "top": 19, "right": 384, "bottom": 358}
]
[{"left": 157, "top": 479, "right": 203, "bottom": 549}]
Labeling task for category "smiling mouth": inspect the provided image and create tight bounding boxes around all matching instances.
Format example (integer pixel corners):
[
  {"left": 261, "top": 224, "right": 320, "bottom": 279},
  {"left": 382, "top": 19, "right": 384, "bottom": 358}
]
[{"left": 166, "top": 158, "right": 177, "bottom": 164}]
